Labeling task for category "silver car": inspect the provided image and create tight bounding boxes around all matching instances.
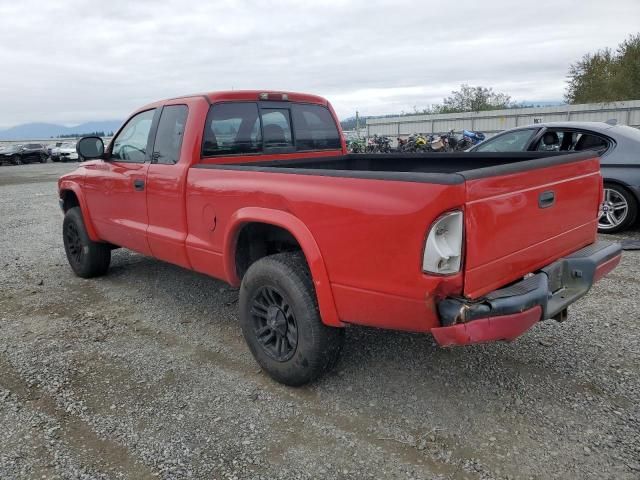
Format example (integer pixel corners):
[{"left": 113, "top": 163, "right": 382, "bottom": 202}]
[{"left": 471, "top": 122, "right": 640, "bottom": 233}]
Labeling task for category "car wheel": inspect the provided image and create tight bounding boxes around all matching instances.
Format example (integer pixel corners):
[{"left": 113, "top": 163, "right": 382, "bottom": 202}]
[
  {"left": 598, "top": 183, "right": 638, "bottom": 233},
  {"left": 40, "top": 154, "right": 47, "bottom": 163},
  {"left": 10, "top": 155, "right": 21, "bottom": 165},
  {"left": 63, "top": 207, "right": 111, "bottom": 278},
  {"left": 239, "top": 252, "right": 344, "bottom": 386}
]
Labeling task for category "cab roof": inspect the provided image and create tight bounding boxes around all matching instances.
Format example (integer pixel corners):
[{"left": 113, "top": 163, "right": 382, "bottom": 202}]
[{"left": 140, "top": 90, "right": 330, "bottom": 110}]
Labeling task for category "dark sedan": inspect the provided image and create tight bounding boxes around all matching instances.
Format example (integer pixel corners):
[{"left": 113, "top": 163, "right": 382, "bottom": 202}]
[{"left": 471, "top": 122, "right": 640, "bottom": 233}]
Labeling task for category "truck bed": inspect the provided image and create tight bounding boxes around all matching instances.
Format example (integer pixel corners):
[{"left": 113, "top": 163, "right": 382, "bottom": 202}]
[
  {"left": 196, "top": 151, "right": 595, "bottom": 184},
  {"left": 192, "top": 149, "right": 602, "bottom": 306}
]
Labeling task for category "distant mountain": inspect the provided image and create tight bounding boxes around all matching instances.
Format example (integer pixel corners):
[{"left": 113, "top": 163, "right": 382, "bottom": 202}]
[{"left": 0, "top": 121, "right": 123, "bottom": 140}]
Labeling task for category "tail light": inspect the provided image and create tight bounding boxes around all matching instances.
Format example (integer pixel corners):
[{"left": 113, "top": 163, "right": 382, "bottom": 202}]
[{"left": 422, "top": 211, "right": 464, "bottom": 275}]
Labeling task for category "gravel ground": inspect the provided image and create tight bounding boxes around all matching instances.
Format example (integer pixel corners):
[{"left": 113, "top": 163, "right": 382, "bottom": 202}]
[{"left": 1, "top": 162, "right": 639, "bottom": 480}]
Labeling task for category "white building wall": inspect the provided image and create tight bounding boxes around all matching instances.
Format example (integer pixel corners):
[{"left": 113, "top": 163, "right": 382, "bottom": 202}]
[{"left": 366, "top": 100, "right": 640, "bottom": 138}]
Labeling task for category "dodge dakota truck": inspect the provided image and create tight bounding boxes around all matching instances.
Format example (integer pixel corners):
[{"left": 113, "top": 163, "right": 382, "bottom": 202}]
[{"left": 59, "top": 90, "right": 622, "bottom": 386}]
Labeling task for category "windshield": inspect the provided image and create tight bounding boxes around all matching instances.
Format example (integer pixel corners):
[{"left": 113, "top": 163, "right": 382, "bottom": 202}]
[{"left": 1, "top": 145, "right": 18, "bottom": 153}]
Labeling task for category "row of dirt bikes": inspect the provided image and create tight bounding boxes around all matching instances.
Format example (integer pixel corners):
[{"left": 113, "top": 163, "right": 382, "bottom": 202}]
[{"left": 347, "top": 130, "right": 486, "bottom": 153}]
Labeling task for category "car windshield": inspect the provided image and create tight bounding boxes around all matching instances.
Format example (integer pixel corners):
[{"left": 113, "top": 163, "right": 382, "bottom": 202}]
[{"left": 2, "top": 145, "right": 18, "bottom": 153}]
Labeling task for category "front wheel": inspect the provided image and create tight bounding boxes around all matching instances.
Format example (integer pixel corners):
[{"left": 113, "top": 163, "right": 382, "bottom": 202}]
[
  {"left": 598, "top": 183, "right": 638, "bottom": 233},
  {"left": 63, "top": 207, "right": 111, "bottom": 278},
  {"left": 239, "top": 252, "right": 344, "bottom": 386},
  {"left": 10, "top": 155, "right": 21, "bottom": 165}
]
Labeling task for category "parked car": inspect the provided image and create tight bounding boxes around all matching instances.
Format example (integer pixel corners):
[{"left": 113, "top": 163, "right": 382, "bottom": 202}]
[
  {"left": 470, "top": 122, "right": 640, "bottom": 233},
  {"left": 56, "top": 142, "right": 79, "bottom": 162},
  {"left": 0, "top": 145, "right": 19, "bottom": 164},
  {"left": 58, "top": 91, "right": 621, "bottom": 386},
  {"left": 49, "top": 142, "right": 64, "bottom": 161},
  {"left": 0, "top": 143, "right": 49, "bottom": 164},
  {"left": 0, "top": 143, "right": 48, "bottom": 164}
]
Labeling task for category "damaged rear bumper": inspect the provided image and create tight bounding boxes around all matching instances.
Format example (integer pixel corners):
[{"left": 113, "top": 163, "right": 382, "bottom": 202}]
[{"left": 432, "top": 241, "right": 622, "bottom": 347}]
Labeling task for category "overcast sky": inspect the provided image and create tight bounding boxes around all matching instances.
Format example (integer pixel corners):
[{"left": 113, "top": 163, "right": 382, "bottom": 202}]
[{"left": 0, "top": 0, "right": 639, "bottom": 128}]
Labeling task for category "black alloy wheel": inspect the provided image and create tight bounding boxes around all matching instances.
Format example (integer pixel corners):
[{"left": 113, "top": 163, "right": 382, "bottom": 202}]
[
  {"left": 64, "top": 221, "right": 84, "bottom": 267},
  {"left": 250, "top": 286, "right": 298, "bottom": 362}
]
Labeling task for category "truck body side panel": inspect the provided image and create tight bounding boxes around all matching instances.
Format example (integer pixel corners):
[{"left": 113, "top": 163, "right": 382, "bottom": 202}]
[{"left": 185, "top": 168, "right": 466, "bottom": 332}]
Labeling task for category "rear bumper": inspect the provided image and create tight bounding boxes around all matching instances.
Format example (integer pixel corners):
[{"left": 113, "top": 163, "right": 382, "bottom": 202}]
[{"left": 432, "top": 241, "right": 622, "bottom": 346}]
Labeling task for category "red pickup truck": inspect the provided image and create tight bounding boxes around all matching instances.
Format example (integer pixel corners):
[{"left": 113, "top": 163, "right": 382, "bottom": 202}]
[{"left": 59, "top": 90, "right": 622, "bottom": 386}]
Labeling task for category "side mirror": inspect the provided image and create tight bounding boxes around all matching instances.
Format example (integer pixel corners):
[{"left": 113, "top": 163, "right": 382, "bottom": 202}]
[{"left": 77, "top": 136, "right": 105, "bottom": 160}]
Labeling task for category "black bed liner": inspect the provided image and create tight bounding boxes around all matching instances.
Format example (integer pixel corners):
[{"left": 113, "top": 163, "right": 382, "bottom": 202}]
[{"left": 194, "top": 151, "right": 597, "bottom": 185}]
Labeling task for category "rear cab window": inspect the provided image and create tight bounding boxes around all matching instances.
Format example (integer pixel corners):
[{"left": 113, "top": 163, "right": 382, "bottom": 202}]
[
  {"left": 201, "top": 101, "right": 341, "bottom": 159},
  {"left": 291, "top": 103, "right": 341, "bottom": 151},
  {"left": 202, "top": 103, "right": 262, "bottom": 156}
]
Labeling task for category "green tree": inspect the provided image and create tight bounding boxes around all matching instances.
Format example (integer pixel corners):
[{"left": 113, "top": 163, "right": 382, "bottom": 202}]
[
  {"left": 435, "top": 84, "right": 513, "bottom": 113},
  {"left": 565, "top": 33, "right": 640, "bottom": 103}
]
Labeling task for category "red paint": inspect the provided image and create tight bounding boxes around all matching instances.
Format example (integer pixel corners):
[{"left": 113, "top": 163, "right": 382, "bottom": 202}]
[
  {"left": 58, "top": 90, "right": 618, "bottom": 339},
  {"left": 431, "top": 306, "right": 542, "bottom": 347},
  {"left": 463, "top": 160, "right": 601, "bottom": 298}
]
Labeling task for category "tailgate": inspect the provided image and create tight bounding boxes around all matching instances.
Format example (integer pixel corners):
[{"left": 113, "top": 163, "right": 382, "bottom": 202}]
[{"left": 463, "top": 154, "right": 602, "bottom": 299}]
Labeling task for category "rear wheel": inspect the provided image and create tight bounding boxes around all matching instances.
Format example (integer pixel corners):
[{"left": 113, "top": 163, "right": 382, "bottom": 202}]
[
  {"left": 63, "top": 207, "right": 111, "bottom": 278},
  {"left": 598, "top": 183, "right": 638, "bottom": 233},
  {"left": 239, "top": 252, "right": 344, "bottom": 386}
]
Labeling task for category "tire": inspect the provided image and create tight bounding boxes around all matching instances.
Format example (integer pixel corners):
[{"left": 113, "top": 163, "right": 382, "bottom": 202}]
[
  {"left": 598, "top": 183, "right": 638, "bottom": 233},
  {"left": 62, "top": 207, "right": 111, "bottom": 278},
  {"left": 10, "top": 155, "right": 21, "bottom": 165},
  {"left": 239, "top": 252, "right": 344, "bottom": 386},
  {"left": 39, "top": 154, "right": 47, "bottom": 163}
]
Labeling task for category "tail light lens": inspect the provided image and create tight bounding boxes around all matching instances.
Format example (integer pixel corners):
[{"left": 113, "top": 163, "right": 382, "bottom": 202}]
[{"left": 422, "top": 211, "right": 464, "bottom": 275}]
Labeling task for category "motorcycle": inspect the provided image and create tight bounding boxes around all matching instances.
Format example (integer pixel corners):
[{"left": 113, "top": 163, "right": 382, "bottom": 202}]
[
  {"left": 347, "top": 138, "right": 366, "bottom": 153},
  {"left": 447, "top": 130, "right": 486, "bottom": 151},
  {"left": 366, "top": 135, "right": 392, "bottom": 153},
  {"left": 401, "top": 133, "right": 430, "bottom": 152},
  {"left": 463, "top": 129, "right": 486, "bottom": 145},
  {"left": 428, "top": 134, "right": 448, "bottom": 152}
]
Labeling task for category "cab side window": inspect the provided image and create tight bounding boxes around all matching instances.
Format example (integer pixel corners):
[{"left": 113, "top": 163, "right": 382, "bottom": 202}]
[
  {"left": 153, "top": 105, "right": 188, "bottom": 165},
  {"left": 111, "top": 109, "right": 155, "bottom": 162}
]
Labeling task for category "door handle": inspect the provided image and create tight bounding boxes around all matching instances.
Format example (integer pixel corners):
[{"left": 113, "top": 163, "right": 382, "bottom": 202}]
[
  {"left": 133, "top": 179, "right": 145, "bottom": 191},
  {"left": 538, "top": 190, "right": 555, "bottom": 208}
]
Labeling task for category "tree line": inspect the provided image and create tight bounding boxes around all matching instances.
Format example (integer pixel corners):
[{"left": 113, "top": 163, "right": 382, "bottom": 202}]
[{"left": 55, "top": 131, "right": 114, "bottom": 138}]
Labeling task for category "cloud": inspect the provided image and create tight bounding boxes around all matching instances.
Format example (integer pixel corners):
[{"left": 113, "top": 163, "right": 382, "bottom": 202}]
[{"left": 0, "top": 0, "right": 638, "bottom": 127}]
